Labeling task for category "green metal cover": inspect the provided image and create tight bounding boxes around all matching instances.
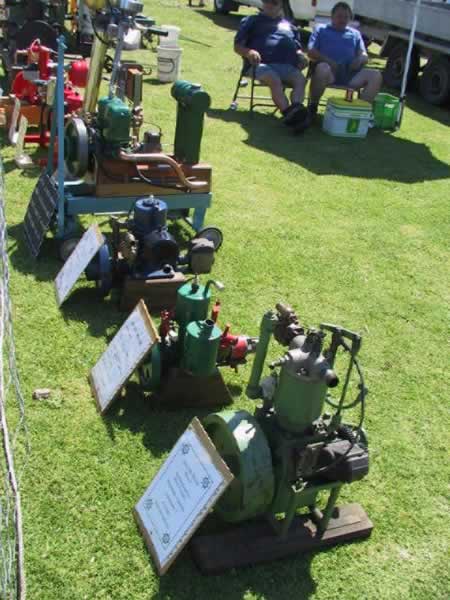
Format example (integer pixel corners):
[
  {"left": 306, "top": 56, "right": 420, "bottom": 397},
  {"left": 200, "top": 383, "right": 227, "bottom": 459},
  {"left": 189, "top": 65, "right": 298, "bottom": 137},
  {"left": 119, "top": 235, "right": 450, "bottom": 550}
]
[
  {"left": 327, "top": 97, "right": 371, "bottom": 111},
  {"left": 182, "top": 320, "right": 221, "bottom": 377},
  {"left": 204, "top": 410, "right": 275, "bottom": 523}
]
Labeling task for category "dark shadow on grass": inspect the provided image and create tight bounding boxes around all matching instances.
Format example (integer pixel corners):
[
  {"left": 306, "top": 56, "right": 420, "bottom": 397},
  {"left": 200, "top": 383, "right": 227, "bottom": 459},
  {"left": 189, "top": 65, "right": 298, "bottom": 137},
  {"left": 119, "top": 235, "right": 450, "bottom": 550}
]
[
  {"left": 102, "top": 376, "right": 243, "bottom": 453},
  {"left": 402, "top": 92, "right": 450, "bottom": 128},
  {"left": 59, "top": 287, "right": 121, "bottom": 338},
  {"left": 208, "top": 107, "right": 450, "bottom": 182},
  {"left": 7, "top": 222, "right": 61, "bottom": 282},
  {"left": 150, "top": 549, "right": 316, "bottom": 600}
]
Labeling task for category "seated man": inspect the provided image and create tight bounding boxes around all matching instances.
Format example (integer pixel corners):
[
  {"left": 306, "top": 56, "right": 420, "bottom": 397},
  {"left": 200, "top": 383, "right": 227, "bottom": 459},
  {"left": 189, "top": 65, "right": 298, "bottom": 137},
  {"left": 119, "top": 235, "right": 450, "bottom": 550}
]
[
  {"left": 307, "top": 1, "right": 382, "bottom": 118},
  {"left": 234, "top": 0, "right": 309, "bottom": 127}
]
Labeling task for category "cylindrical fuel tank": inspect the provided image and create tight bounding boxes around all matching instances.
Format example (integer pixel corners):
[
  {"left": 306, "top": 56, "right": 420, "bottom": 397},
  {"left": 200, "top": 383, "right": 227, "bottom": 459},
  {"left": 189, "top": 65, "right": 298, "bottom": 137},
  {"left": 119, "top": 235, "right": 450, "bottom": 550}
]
[
  {"left": 175, "top": 280, "right": 211, "bottom": 343},
  {"left": 182, "top": 319, "right": 221, "bottom": 377}
]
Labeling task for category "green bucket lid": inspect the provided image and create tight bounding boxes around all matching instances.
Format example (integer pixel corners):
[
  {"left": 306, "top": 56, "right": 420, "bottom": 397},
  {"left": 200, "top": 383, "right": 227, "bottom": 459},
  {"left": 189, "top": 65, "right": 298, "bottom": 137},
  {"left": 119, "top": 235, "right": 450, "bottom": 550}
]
[{"left": 327, "top": 97, "right": 372, "bottom": 111}]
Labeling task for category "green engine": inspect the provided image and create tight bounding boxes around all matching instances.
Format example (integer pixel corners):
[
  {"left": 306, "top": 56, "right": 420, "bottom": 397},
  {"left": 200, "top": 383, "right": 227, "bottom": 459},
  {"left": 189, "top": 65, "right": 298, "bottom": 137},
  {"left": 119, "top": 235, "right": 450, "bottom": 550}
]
[
  {"left": 97, "top": 95, "right": 132, "bottom": 154},
  {"left": 204, "top": 303, "right": 369, "bottom": 536}
]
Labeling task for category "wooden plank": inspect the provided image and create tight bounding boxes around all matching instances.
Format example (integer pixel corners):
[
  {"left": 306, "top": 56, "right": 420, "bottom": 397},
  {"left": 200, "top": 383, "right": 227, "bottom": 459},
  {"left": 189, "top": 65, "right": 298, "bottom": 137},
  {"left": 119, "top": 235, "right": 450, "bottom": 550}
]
[{"left": 190, "top": 503, "right": 373, "bottom": 574}]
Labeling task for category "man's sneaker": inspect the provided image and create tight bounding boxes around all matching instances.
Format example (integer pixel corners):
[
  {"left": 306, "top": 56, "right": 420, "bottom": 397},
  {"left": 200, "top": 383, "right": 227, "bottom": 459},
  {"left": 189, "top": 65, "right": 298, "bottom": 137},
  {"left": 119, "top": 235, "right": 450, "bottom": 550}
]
[
  {"left": 281, "top": 103, "right": 304, "bottom": 125},
  {"left": 292, "top": 110, "right": 312, "bottom": 135},
  {"left": 307, "top": 103, "right": 319, "bottom": 122}
]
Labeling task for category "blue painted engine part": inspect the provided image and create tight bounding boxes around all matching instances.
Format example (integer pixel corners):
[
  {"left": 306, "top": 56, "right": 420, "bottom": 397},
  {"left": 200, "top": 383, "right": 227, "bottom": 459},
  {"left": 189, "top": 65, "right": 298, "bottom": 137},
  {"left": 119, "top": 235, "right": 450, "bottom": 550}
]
[{"left": 85, "top": 195, "right": 219, "bottom": 295}]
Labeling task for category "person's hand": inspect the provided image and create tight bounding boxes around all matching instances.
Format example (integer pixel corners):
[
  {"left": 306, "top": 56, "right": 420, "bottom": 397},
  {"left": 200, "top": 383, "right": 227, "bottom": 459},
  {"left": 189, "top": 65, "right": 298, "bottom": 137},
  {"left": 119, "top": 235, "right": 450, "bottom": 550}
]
[
  {"left": 297, "top": 51, "right": 308, "bottom": 71},
  {"left": 246, "top": 49, "right": 261, "bottom": 66},
  {"left": 349, "top": 57, "right": 363, "bottom": 71}
]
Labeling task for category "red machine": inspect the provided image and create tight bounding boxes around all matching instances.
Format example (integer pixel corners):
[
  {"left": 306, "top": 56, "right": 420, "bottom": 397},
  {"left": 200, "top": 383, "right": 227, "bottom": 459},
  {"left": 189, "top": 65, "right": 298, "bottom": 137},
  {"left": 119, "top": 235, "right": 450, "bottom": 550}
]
[{"left": 9, "top": 40, "right": 88, "bottom": 147}]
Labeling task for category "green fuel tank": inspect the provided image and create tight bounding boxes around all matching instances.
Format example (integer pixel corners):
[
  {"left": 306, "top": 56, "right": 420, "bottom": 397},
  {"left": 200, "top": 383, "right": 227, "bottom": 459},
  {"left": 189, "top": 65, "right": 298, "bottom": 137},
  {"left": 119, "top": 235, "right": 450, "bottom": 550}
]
[
  {"left": 175, "top": 279, "right": 212, "bottom": 345},
  {"left": 182, "top": 319, "right": 222, "bottom": 377}
]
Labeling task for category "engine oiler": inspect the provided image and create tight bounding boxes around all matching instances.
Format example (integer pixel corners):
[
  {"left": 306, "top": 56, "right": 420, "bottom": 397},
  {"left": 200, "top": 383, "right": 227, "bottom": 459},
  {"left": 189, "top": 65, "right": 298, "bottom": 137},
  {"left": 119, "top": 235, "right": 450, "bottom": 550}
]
[
  {"left": 193, "top": 304, "right": 372, "bottom": 570},
  {"left": 85, "top": 195, "right": 222, "bottom": 310},
  {"left": 137, "top": 278, "right": 258, "bottom": 408}
]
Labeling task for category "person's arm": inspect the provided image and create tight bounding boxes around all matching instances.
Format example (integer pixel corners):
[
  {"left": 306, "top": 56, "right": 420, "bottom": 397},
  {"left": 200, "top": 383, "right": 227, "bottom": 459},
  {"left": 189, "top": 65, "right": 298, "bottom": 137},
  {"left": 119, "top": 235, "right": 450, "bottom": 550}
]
[
  {"left": 234, "top": 43, "right": 261, "bottom": 66},
  {"left": 293, "top": 26, "right": 308, "bottom": 70},
  {"left": 307, "top": 27, "right": 338, "bottom": 72},
  {"left": 349, "top": 31, "right": 368, "bottom": 71},
  {"left": 234, "top": 16, "right": 260, "bottom": 66}
]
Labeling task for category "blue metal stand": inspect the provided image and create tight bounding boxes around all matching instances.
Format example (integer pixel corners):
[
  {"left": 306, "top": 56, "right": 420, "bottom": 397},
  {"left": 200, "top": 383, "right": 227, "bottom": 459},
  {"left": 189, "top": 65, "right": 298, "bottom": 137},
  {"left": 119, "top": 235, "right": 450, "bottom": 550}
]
[{"left": 48, "top": 37, "right": 212, "bottom": 241}]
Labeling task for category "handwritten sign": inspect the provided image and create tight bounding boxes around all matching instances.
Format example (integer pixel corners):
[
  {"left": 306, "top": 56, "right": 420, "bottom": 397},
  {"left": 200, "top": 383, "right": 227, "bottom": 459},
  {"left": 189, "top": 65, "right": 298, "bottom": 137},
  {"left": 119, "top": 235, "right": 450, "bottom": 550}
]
[
  {"left": 54, "top": 224, "right": 105, "bottom": 306},
  {"left": 89, "top": 300, "right": 159, "bottom": 414},
  {"left": 134, "top": 417, "right": 233, "bottom": 575}
]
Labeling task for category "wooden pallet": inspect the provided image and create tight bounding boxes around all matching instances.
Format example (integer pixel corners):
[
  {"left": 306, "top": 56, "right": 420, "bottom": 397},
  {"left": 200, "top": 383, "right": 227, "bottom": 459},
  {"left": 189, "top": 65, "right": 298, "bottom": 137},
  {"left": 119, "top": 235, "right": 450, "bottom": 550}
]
[{"left": 190, "top": 503, "right": 373, "bottom": 574}]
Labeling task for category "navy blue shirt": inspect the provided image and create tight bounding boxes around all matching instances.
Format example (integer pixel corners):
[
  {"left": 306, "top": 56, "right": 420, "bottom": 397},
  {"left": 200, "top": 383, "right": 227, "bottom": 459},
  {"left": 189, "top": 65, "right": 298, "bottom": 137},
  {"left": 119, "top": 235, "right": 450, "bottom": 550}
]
[
  {"left": 308, "top": 25, "right": 366, "bottom": 66},
  {"left": 235, "top": 14, "right": 302, "bottom": 67}
]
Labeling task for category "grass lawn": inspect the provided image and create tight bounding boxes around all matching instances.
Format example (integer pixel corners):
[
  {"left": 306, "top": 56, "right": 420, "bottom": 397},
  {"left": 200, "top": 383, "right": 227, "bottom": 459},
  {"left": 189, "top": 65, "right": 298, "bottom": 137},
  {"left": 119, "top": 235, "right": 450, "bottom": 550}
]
[{"left": 1, "top": 1, "right": 450, "bottom": 598}]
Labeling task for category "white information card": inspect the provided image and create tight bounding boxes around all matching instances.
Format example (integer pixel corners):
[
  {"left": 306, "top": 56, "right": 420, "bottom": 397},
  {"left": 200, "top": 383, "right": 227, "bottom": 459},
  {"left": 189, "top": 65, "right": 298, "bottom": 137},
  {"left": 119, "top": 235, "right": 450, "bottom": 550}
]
[
  {"left": 134, "top": 417, "right": 233, "bottom": 575},
  {"left": 54, "top": 224, "right": 105, "bottom": 307},
  {"left": 89, "top": 300, "right": 159, "bottom": 414}
]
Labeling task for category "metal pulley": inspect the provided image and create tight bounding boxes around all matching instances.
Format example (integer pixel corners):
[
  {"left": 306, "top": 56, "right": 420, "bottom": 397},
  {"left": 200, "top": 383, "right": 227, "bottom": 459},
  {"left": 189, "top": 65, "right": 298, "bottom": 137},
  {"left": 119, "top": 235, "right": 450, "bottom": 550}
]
[
  {"left": 203, "top": 411, "right": 275, "bottom": 523},
  {"left": 84, "top": 242, "right": 113, "bottom": 297},
  {"left": 64, "top": 117, "right": 89, "bottom": 178}
]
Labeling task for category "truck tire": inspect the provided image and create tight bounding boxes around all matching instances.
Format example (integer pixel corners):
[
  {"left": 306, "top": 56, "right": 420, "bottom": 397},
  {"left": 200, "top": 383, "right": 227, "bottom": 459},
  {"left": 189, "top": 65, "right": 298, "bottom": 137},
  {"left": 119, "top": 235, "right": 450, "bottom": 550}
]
[
  {"left": 214, "top": 0, "right": 239, "bottom": 15},
  {"left": 383, "top": 42, "right": 420, "bottom": 90},
  {"left": 419, "top": 58, "right": 450, "bottom": 106}
]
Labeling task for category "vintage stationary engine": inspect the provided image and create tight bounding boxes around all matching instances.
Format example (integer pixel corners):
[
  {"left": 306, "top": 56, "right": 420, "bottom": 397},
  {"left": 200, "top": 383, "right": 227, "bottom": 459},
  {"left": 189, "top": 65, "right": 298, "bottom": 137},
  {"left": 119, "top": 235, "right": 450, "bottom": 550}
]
[
  {"left": 84, "top": 196, "right": 222, "bottom": 309},
  {"left": 63, "top": 1, "right": 214, "bottom": 210},
  {"left": 137, "top": 278, "right": 258, "bottom": 407},
  {"left": 203, "top": 304, "right": 369, "bottom": 537},
  {"left": 6, "top": 38, "right": 88, "bottom": 147}
]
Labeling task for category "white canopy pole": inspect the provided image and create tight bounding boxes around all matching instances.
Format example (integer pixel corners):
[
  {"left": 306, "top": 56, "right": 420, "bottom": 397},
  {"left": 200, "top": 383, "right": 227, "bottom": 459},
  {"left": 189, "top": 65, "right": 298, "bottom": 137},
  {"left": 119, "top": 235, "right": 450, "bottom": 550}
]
[{"left": 397, "top": 0, "right": 422, "bottom": 128}]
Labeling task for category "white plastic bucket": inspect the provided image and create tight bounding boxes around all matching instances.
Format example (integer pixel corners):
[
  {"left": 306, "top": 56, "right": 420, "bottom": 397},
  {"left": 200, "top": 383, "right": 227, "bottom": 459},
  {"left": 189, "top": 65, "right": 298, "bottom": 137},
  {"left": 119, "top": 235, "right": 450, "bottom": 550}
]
[
  {"left": 123, "top": 28, "right": 141, "bottom": 51},
  {"left": 157, "top": 46, "right": 182, "bottom": 83},
  {"left": 159, "top": 25, "right": 181, "bottom": 48}
]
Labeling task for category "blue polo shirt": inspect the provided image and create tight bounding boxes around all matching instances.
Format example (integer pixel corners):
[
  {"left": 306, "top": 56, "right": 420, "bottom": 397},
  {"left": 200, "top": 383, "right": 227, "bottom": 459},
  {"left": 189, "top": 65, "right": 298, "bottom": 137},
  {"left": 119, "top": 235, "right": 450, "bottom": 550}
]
[
  {"left": 235, "top": 14, "right": 302, "bottom": 67},
  {"left": 308, "top": 25, "right": 366, "bottom": 66}
]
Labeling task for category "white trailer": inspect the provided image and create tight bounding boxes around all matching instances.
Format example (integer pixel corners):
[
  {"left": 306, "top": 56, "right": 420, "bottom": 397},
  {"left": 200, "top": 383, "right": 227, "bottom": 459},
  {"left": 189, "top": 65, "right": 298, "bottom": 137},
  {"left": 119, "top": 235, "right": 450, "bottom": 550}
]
[{"left": 353, "top": 0, "right": 450, "bottom": 105}]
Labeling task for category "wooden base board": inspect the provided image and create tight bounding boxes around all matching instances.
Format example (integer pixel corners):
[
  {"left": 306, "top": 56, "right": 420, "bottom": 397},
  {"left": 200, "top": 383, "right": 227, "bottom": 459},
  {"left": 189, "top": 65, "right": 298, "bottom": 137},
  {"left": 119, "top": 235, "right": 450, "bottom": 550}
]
[
  {"left": 190, "top": 503, "right": 373, "bottom": 574},
  {"left": 157, "top": 368, "right": 233, "bottom": 408}
]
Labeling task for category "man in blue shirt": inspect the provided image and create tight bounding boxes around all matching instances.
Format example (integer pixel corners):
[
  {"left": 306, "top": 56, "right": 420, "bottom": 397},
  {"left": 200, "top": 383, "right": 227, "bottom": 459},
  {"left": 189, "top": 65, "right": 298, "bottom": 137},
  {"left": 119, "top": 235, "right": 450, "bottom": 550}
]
[
  {"left": 307, "top": 2, "right": 382, "bottom": 117},
  {"left": 234, "top": 0, "right": 309, "bottom": 127}
]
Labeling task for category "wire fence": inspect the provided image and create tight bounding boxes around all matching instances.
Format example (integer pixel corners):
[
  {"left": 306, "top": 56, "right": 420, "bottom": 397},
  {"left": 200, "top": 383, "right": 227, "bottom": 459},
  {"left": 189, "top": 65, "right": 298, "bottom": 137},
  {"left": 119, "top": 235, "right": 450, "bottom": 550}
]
[{"left": 0, "top": 158, "right": 29, "bottom": 600}]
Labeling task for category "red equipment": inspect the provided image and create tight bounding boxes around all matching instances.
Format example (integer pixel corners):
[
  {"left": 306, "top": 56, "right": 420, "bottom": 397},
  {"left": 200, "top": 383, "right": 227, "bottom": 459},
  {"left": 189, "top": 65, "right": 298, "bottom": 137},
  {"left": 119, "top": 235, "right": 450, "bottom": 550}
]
[{"left": 10, "top": 39, "right": 88, "bottom": 147}]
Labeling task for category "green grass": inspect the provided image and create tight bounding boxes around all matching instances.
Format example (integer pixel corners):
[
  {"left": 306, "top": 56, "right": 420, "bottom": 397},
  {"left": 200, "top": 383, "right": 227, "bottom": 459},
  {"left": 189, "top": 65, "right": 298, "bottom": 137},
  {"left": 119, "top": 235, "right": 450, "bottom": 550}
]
[{"left": 2, "top": 2, "right": 450, "bottom": 598}]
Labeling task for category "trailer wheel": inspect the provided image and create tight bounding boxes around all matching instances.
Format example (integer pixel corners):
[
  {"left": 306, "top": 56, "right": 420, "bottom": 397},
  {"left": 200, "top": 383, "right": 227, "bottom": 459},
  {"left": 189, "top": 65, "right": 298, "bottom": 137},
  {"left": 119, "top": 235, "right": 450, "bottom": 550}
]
[
  {"left": 383, "top": 43, "right": 420, "bottom": 90},
  {"left": 214, "top": 0, "right": 239, "bottom": 15},
  {"left": 419, "top": 59, "right": 450, "bottom": 106}
]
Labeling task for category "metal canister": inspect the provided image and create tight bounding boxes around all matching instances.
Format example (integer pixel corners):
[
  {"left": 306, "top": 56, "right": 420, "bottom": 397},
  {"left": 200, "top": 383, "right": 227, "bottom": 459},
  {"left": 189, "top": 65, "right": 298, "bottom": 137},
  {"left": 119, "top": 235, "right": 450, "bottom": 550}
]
[
  {"left": 182, "top": 319, "right": 222, "bottom": 377},
  {"left": 175, "top": 280, "right": 211, "bottom": 344}
]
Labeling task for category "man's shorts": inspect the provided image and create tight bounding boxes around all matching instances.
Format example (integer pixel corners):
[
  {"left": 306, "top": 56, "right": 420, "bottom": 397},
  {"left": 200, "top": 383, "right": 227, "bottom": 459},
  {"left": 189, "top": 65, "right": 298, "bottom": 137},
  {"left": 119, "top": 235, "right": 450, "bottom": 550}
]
[
  {"left": 253, "top": 63, "right": 299, "bottom": 83},
  {"left": 334, "top": 64, "right": 363, "bottom": 87}
]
